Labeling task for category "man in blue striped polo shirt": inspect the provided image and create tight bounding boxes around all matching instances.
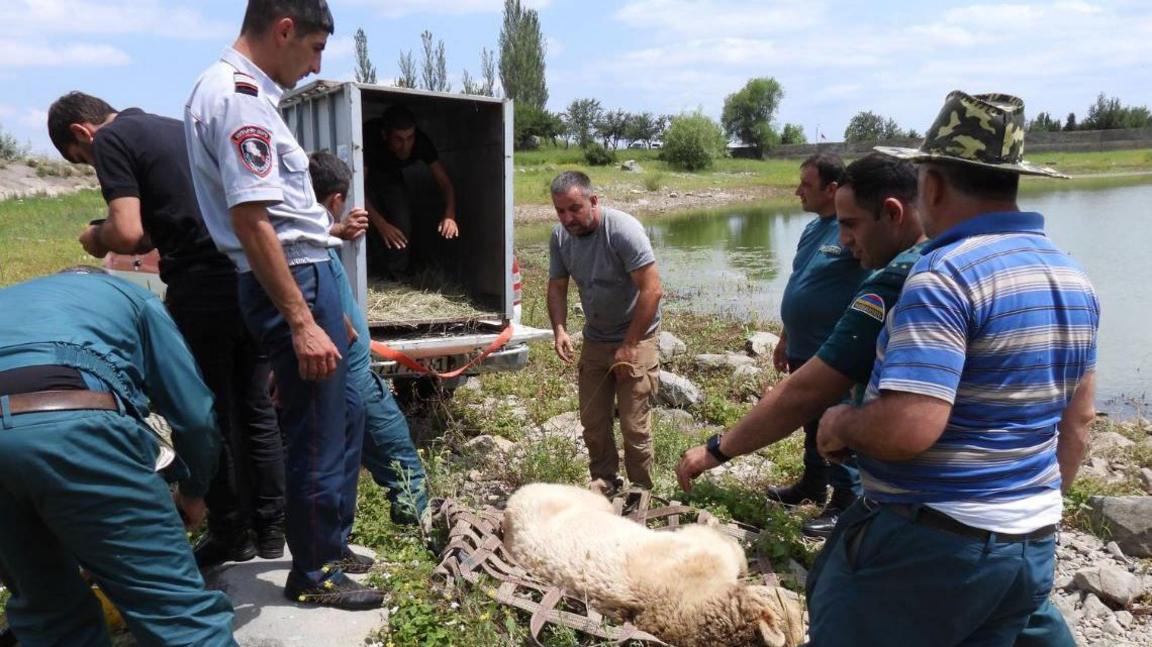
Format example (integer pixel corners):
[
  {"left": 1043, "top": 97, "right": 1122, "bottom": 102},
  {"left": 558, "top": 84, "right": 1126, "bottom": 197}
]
[{"left": 808, "top": 92, "right": 1099, "bottom": 646}]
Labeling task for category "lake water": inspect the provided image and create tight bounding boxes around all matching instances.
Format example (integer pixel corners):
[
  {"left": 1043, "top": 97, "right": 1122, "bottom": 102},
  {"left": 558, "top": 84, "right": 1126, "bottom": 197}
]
[{"left": 522, "top": 181, "right": 1152, "bottom": 418}]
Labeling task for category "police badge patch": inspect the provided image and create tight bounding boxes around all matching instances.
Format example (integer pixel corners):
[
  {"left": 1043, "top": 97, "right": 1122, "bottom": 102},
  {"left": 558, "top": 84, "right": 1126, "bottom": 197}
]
[
  {"left": 850, "top": 293, "right": 886, "bottom": 322},
  {"left": 231, "top": 125, "right": 273, "bottom": 177}
]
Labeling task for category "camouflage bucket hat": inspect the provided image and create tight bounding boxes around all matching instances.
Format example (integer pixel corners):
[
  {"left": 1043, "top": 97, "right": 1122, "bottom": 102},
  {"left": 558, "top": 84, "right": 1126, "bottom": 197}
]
[{"left": 875, "top": 90, "right": 1068, "bottom": 178}]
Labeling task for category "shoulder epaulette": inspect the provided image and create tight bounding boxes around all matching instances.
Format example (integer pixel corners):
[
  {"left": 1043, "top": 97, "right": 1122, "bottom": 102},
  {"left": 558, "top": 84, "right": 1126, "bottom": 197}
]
[{"left": 234, "top": 72, "right": 259, "bottom": 97}]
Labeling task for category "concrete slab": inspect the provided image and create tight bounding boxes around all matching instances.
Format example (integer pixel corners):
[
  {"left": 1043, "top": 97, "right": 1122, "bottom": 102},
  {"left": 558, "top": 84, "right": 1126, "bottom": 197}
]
[{"left": 204, "top": 546, "right": 385, "bottom": 647}]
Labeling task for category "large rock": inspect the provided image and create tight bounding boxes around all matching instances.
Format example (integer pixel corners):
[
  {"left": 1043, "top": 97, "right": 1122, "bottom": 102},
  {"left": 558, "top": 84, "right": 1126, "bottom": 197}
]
[
  {"left": 693, "top": 352, "right": 756, "bottom": 371},
  {"left": 656, "top": 371, "right": 702, "bottom": 408},
  {"left": 462, "top": 434, "right": 517, "bottom": 457},
  {"left": 1088, "top": 496, "right": 1152, "bottom": 557},
  {"left": 653, "top": 407, "right": 696, "bottom": 434},
  {"left": 1073, "top": 564, "right": 1143, "bottom": 606},
  {"left": 732, "top": 364, "right": 762, "bottom": 382},
  {"left": 1079, "top": 593, "right": 1112, "bottom": 619},
  {"left": 538, "top": 411, "right": 584, "bottom": 442},
  {"left": 745, "top": 331, "right": 781, "bottom": 357},
  {"left": 1092, "top": 431, "right": 1135, "bottom": 453},
  {"left": 620, "top": 159, "right": 643, "bottom": 173},
  {"left": 657, "top": 331, "right": 688, "bottom": 363},
  {"left": 1140, "top": 467, "right": 1152, "bottom": 494}
]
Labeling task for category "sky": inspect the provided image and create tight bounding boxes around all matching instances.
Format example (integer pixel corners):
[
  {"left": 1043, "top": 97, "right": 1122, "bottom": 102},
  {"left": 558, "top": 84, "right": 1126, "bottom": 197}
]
[{"left": 2, "top": 0, "right": 1150, "bottom": 156}]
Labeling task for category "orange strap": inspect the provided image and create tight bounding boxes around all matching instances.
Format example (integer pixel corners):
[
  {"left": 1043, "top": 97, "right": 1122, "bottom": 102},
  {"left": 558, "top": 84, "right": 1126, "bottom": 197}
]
[{"left": 369, "top": 324, "right": 515, "bottom": 379}]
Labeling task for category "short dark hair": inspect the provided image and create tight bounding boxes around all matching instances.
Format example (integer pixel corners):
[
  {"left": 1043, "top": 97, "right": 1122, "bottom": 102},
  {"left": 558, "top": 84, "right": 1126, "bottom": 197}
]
[
  {"left": 840, "top": 153, "right": 918, "bottom": 218},
  {"left": 801, "top": 152, "right": 845, "bottom": 187},
  {"left": 241, "top": 0, "right": 334, "bottom": 37},
  {"left": 47, "top": 92, "right": 116, "bottom": 159},
  {"left": 381, "top": 105, "right": 417, "bottom": 134},
  {"left": 308, "top": 151, "right": 350, "bottom": 203},
  {"left": 924, "top": 160, "right": 1020, "bottom": 201},
  {"left": 550, "top": 170, "right": 593, "bottom": 197}
]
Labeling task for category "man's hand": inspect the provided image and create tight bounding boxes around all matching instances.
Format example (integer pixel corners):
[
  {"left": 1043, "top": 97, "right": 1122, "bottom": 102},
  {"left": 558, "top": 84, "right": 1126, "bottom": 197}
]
[
  {"left": 675, "top": 445, "right": 720, "bottom": 492},
  {"left": 376, "top": 219, "right": 408, "bottom": 249},
  {"left": 817, "top": 403, "right": 852, "bottom": 462},
  {"left": 438, "top": 217, "right": 459, "bottom": 239},
  {"left": 291, "top": 321, "right": 342, "bottom": 381},
  {"left": 554, "top": 329, "right": 574, "bottom": 363},
  {"left": 173, "top": 491, "right": 207, "bottom": 530},
  {"left": 332, "top": 208, "right": 369, "bottom": 241},
  {"left": 613, "top": 342, "right": 640, "bottom": 378},
  {"left": 78, "top": 224, "right": 110, "bottom": 258},
  {"left": 772, "top": 336, "right": 789, "bottom": 373}
]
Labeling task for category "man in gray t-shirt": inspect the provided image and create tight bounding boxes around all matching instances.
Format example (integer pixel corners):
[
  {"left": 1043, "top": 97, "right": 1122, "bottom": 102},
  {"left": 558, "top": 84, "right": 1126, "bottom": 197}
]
[{"left": 547, "top": 171, "right": 663, "bottom": 493}]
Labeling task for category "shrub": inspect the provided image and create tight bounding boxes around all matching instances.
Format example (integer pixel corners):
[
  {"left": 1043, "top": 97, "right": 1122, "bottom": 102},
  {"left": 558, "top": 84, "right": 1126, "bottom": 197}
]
[
  {"left": 643, "top": 171, "right": 664, "bottom": 192},
  {"left": 662, "top": 111, "right": 726, "bottom": 171},
  {"left": 0, "top": 125, "right": 26, "bottom": 162},
  {"left": 582, "top": 141, "right": 615, "bottom": 166}
]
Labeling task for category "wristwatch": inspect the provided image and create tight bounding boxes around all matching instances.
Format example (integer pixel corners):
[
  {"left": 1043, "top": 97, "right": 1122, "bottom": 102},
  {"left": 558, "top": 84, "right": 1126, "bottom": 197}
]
[{"left": 706, "top": 433, "right": 732, "bottom": 464}]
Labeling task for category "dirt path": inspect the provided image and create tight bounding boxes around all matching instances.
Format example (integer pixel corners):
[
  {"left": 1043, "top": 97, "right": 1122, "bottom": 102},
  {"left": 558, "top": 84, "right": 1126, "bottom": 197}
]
[{"left": 515, "top": 184, "right": 792, "bottom": 224}]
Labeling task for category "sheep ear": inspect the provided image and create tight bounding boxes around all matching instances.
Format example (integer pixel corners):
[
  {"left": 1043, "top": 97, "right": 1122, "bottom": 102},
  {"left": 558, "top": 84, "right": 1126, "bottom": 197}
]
[{"left": 758, "top": 617, "right": 787, "bottom": 647}]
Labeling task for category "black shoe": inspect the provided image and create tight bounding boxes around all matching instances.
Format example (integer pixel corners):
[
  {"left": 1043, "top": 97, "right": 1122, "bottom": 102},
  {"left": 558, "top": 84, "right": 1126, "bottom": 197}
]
[
  {"left": 801, "top": 491, "right": 858, "bottom": 539},
  {"left": 255, "top": 524, "right": 285, "bottom": 560},
  {"left": 766, "top": 480, "right": 827, "bottom": 507},
  {"left": 332, "top": 546, "right": 376, "bottom": 575},
  {"left": 283, "top": 570, "right": 384, "bottom": 610},
  {"left": 193, "top": 530, "right": 257, "bottom": 569}
]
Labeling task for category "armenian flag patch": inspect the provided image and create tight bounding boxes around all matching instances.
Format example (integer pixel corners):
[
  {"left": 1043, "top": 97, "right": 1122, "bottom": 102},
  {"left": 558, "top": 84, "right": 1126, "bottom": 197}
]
[
  {"left": 234, "top": 72, "right": 259, "bottom": 97},
  {"left": 850, "top": 293, "right": 886, "bottom": 322}
]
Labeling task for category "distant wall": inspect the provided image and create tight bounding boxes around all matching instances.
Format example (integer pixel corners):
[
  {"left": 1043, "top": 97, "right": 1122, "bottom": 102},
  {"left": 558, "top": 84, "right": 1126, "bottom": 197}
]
[{"left": 766, "top": 128, "right": 1152, "bottom": 159}]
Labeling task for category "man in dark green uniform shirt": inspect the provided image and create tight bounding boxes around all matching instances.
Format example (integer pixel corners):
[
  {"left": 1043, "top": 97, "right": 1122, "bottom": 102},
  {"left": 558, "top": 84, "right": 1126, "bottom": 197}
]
[{"left": 676, "top": 154, "right": 926, "bottom": 516}]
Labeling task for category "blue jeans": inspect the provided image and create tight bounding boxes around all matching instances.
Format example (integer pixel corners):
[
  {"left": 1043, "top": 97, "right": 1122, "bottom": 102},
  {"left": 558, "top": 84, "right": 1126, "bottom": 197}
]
[
  {"left": 329, "top": 250, "right": 428, "bottom": 528},
  {"left": 0, "top": 409, "right": 236, "bottom": 646},
  {"left": 807, "top": 500, "right": 1064, "bottom": 646},
  {"left": 239, "top": 262, "right": 363, "bottom": 581}
]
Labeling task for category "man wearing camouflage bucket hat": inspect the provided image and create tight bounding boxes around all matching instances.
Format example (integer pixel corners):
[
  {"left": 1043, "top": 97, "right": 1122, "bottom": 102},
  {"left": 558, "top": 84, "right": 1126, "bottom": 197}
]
[{"left": 806, "top": 91, "right": 1098, "bottom": 646}]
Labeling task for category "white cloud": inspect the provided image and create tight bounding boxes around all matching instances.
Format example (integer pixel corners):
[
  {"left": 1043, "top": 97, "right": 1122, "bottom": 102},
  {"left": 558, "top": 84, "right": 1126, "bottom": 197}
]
[
  {"left": 346, "top": 0, "right": 550, "bottom": 19},
  {"left": 0, "top": 39, "right": 131, "bottom": 67},
  {"left": 613, "top": 0, "right": 823, "bottom": 38},
  {"left": 325, "top": 35, "right": 356, "bottom": 61},
  {"left": 0, "top": 0, "right": 233, "bottom": 39},
  {"left": 18, "top": 108, "right": 47, "bottom": 130}
]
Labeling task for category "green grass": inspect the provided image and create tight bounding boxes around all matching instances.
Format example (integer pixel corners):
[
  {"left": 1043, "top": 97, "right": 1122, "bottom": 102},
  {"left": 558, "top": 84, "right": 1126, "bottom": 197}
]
[{"left": 0, "top": 189, "right": 105, "bottom": 285}]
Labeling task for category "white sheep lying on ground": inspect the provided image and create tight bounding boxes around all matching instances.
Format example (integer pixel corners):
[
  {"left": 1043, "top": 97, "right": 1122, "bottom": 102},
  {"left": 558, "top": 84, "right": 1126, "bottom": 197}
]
[{"left": 502, "top": 483, "right": 806, "bottom": 647}]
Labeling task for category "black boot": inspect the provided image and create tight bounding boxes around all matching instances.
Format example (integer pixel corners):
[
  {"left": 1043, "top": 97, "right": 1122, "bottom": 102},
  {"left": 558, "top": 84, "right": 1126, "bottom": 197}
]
[
  {"left": 801, "top": 488, "right": 859, "bottom": 539},
  {"left": 766, "top": 471, "right": 828, "bottom": 507},
  {"left": 255, "top": 522, "right": 285, "bottom": 559},
  {"left": 193, "top": 528, "right": 257, "bottom": 569}
]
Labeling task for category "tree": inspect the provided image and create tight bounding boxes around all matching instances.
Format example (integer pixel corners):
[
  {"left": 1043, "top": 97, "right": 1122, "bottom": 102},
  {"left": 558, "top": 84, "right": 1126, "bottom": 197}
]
[
  {"left": 1081, "top": 93, "right": 1152, "bottom": 130},
  {"left": 1028, "top": 112, "right": 1062, "bottom": 133},
  {"left": 625, "top": 112, "right": 666, "bottom": 149},
  {"left": 843, "top": 110, "right": 909, "bottom": 142},
  {"left": 595, "top": 109, "right": 631, "bottom": 150},
  {"left": 396, "top": 50, "right": 417, "bottom": 89},
  {"left": 563, "top": 98, "right": 602, "bottom": 148},
  {"left": 720, "top": 77, "right": 784, "bottom": 155},
  {"left": 1064, "top": 112, "right": 1078, "bottom": 131},
  {"left": 419, "top": 30, "right": 450, "bottom": 92},
  {"left": 780, "top": 122, "right": 807, "bottom": 145},
  {"left": 499, "top": 0, "right": 548, "bottom": 110},
  {"left": 480, "top": 47, "right": 498, "bottom": 97},
  {"left": 353, "top": 28, "right": 377, "bottom": 84},
  {"left": 662, "top": 111, "right": 726, "bottom": 171},
  {"left": 514, "top": 105, "right": 563, "bottom": 150}
]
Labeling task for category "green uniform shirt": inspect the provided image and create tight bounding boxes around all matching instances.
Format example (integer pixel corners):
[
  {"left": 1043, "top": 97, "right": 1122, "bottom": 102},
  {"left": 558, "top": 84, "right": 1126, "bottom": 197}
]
[{"left": 815, "top": 242, "right": 929, "bottom": 385}]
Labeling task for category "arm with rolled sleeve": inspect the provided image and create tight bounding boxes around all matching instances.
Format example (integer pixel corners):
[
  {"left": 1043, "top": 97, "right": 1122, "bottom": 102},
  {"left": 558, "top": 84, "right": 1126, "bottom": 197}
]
[{"left": 138, "top": 297, "right": 219, "bottom": 498}]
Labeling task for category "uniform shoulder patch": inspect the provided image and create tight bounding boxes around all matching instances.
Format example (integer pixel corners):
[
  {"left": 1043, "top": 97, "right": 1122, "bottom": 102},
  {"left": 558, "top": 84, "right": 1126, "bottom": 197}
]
[
  {"left": 850, "top": 293, "right": 887, "bottom": 322},
  {"left": 231, "top": 125, "right": 273, "bottom": 177},
  {"left": 234, "top": 72, "right": 259, "bottom": 97}
]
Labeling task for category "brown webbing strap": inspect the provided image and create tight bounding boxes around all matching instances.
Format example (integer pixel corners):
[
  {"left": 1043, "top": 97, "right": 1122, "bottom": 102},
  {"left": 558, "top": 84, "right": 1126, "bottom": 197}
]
[{"left": 433, "top": 492, "right": 781, "bottom": 644}]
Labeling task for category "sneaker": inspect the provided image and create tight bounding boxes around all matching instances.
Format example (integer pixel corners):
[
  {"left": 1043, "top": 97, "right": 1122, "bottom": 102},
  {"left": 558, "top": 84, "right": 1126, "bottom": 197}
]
[
  {"left": 255, "top": 524, "right": 285, "bottom": 560},
  {"left": 587, "top": 475, "right": 625, "bottom": 498},
  {"left": 193, "top": 530, "right": 257, "bottom": 569},
  {"left": 332, "top": 546, "right": 376, "bottom": 575},
  {"left": 283, "top": 570, "right": 384, "bottom": 610}
]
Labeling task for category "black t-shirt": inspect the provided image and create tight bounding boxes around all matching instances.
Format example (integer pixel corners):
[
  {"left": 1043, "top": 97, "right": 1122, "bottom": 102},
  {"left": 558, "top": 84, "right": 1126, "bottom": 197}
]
[
  {"left": 92, "top": 108, "right": 235, "bottom": 291},
  {"left": 363, "top": 118, "right": 439, "bottom": 181}
]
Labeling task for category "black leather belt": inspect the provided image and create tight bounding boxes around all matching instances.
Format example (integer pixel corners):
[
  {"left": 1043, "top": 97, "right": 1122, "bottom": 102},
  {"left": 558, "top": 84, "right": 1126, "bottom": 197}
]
[
  {"left": 4, "top": 390, "right": 118, "bottom": 415},
  {"left": 862, "top": 498, "right": 1056, "bottom": 543}
]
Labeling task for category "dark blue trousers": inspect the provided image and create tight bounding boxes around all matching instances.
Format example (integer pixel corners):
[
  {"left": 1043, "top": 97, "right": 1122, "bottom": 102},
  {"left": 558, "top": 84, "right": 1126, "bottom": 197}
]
[
  {"left": 239, "top": 262, "right": 363, "bottom": 582},
  {"left": 791, "top": 358, "right": 860, "bottom": 496},
  {"left": 0, "top": 409, "right": 235, "bottom": 646},
  {"left": 806, "top": 500, "right": 1067, "bottom": 646}
]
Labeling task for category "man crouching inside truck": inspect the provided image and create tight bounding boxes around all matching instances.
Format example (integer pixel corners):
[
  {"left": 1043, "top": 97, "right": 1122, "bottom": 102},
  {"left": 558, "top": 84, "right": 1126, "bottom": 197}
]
[
  {"left": 308, "top": 150, "right": 430, "bottom": 533},
  {"left": 547, "top": 171, "right": 663, "bottom": 496}
]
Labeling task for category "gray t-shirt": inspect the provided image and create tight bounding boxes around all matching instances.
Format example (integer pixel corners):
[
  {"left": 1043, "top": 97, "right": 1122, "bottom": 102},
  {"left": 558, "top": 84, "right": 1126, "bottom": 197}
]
[{"left": 549, "top": 207, "right": 661, "bottom": 343}]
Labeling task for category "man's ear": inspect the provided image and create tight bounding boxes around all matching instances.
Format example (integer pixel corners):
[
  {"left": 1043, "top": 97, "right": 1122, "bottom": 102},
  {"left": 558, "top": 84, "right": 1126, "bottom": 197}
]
[
  {"left": 588, "top": 194, "right": 598, "bottom": 208},
  {"left": 273, "top": 17, "right": 295, "bottom": 43},
  {"left": 881, "top": 196, "right": 904, "bottom": 225},
  {"left": 68, "top": 123, "right": 94, "bottom": 145}
]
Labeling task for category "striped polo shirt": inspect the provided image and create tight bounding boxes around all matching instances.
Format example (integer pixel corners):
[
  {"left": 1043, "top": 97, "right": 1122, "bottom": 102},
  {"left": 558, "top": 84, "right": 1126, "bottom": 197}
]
[{"left": 859, "top": 211, "right": 1099, "bottom": 532}]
